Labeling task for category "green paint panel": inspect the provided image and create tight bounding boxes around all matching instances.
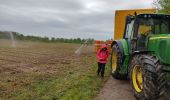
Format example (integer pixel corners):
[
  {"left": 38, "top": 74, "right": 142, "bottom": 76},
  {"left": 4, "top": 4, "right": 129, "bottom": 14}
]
[
  {"left": 120, "top": 39, "right": 129, "bottom": 55},
  {"left": 119, "top": 56, "right": 130, "bottom": 74},
  {"left": 119, "top": 39, "right": 130, "bottom": 74},
  {"left": 148, "top": 34, "right": 170, "bottom": 64}
]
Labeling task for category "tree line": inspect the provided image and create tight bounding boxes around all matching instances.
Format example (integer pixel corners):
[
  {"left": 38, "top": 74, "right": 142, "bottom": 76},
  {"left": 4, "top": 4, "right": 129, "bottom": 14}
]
[
  {"left": 0, "top": 31, "right": 94, "bottom": 44},
  {"left": 154, "top": 0, "right": 170, "bottom": 13}
]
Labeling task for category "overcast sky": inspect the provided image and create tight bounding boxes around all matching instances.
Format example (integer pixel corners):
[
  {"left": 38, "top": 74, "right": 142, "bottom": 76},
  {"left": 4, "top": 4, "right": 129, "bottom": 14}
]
[{"left": 0, "top": 0, "right": 154, "bottom": 40}]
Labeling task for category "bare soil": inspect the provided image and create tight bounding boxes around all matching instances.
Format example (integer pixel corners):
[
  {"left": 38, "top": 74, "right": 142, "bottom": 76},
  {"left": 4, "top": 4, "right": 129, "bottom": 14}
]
[{"left": 0, "top": 40, "right": 94, "bottom": 99}]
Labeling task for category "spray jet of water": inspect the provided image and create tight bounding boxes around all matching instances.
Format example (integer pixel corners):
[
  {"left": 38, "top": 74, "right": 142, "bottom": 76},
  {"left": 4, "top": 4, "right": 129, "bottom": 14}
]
[
  {"left": 9, "top": 31, "right": 16, "bottom": 47},
  {"left": 75, "top": 40, "right": 88, "bottom": 55}
]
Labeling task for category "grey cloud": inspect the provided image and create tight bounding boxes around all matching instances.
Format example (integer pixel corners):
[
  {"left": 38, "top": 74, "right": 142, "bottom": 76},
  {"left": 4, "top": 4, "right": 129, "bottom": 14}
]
[{"left": 0, "top": 0, "right": 153, "bottom": 40}]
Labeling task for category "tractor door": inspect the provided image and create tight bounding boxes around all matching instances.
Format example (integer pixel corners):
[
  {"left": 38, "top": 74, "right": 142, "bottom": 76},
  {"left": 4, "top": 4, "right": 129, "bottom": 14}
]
[
  {"left": 124, "top": 16, "right": 151, "bottom": 54},
  {"left": 133, "top": 18, "right": 153, "bottom": 51},
  {"left": 124, "top": 17, "right": 135, "bottom": 54}
]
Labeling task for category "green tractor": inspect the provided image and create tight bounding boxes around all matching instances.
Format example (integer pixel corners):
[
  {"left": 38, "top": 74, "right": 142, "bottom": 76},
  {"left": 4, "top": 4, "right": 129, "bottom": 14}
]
[{"left": 111, "top": 13, "right": 170, "bottom": 99}]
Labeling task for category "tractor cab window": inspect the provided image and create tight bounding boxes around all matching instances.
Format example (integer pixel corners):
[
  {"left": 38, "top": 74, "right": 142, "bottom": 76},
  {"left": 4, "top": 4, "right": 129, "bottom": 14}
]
[
  {"left": 153, "top": 19, "right": 170, "bottom": 34},
  {"left": 138, "top": 25, "right": 152, "bottom": 36},
  {"left": 125, "top": 20, "right": 134, "bottom": 39},
  {"left": 137, "top": 24, "right": 152, "bottom": 50},
  {"left": 135, "top": 19, "right": 153, "bottom": 50},
  {"left": 135, "top": 16, "right": 170, "bottom": 51},
  {"left": 138, "top": 18, "right": 170, "bottom": 35},
  {"left": 124, "top": 20, "right": 135, "bottom": 54}
]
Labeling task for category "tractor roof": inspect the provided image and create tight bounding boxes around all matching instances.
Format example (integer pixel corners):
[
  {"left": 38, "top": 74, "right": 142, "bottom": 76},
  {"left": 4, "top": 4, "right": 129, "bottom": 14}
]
[{"left": 136, "top": 13, "right": 170, "bottom": 19}]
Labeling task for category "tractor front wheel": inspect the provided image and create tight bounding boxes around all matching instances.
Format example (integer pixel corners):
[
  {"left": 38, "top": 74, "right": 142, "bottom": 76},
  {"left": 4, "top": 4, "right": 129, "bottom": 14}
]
[
  {"left": 130, "top": 55, "right": 166, "bottom": 100},
  {"left": 111, "top": 43, "right": 126, "bottom": 79}
]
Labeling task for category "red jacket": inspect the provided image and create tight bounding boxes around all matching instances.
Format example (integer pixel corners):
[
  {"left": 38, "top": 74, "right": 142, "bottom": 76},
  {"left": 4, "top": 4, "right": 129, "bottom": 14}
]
[{"left": 97, "top": 44, "right": 109, "bottom": 63}]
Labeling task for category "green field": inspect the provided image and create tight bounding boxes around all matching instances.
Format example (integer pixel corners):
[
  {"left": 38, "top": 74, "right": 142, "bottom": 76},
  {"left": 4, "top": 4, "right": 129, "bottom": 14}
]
[{"left": 0, "top": 40, "right": 110, "bottom": 100}]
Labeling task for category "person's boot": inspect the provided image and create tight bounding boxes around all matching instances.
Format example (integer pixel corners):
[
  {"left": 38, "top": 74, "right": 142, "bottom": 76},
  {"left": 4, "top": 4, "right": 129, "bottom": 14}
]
[{"left": 101, "top": 74, "right": 104, "bottom": 78}]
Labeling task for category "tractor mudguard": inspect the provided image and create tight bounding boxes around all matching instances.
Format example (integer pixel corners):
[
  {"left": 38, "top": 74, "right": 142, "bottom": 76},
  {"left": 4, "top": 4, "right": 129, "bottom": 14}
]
[{"left": 111, "top": 40, "right": 125, "bottom": 63}]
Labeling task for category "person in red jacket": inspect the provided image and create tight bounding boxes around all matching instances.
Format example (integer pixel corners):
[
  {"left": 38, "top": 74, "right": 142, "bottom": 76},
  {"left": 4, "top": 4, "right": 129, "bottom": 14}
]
[{"left": 96, "top": 44, "right": 109, "bottom": 78}]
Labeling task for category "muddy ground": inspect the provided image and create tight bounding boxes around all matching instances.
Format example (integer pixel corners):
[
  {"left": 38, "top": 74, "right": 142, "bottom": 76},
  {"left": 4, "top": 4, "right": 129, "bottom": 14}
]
[
  {"left": 0, "top": 40, "right": 94, "bottom": 99},
  {"left": 96, "top": 76, "right": 135, "bottom": 100}
]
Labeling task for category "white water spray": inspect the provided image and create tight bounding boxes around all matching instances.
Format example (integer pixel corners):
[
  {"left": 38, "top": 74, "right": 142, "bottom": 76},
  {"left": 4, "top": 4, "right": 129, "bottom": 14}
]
[
  {"left": 9, "top": 32, "right": 16, "bottom": 47},
  {"left": 75, "top": 40, "right": 88, "bottom": 55},
  {"left": 75, "top": 45, "right": 83, "bottom": 55}
]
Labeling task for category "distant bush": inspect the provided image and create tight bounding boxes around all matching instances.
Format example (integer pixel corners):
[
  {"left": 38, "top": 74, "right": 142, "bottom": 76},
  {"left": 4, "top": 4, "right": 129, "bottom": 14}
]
[
  {"left": 0, "top": 31, "right": 94, "bottom": 44},
  {"left": 0, "top": 31, "right": 11, "bottom": 39}
]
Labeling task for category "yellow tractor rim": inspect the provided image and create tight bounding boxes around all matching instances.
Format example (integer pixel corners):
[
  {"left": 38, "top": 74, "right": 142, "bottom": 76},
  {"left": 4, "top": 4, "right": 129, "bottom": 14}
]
[
  {"left": 132, "top": 65, "right": 143, "bottom": 93},
  {"left": 112, "top": 50, "right": 117, "bottom": 73}
]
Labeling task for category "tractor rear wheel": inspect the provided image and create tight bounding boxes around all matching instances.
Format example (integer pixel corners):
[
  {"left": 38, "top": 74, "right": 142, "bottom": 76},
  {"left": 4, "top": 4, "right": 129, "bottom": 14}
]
[
  {"left": 111, "top": 43, "right": 126, "bottom": 79},
  {"left": 130, "top": 55, "right": 166, "bottom": 100}
]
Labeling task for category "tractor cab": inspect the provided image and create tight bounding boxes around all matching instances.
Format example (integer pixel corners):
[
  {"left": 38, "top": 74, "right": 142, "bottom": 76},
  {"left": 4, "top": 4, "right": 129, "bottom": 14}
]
[{"left": 124, "top": 14, "right": 170, "bottom": 53}]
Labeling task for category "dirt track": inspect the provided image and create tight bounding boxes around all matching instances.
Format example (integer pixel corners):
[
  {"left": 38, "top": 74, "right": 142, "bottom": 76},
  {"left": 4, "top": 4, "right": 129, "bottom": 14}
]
[
  {"left": 96, "top": 76, "right": 170, "bottom": 100},
  {"left": 96, "top": 76, "right": 135, "bottom": 100}
]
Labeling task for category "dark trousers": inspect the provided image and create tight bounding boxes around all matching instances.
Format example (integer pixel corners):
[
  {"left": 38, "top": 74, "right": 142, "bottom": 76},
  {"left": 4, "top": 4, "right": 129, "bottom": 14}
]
[{"left": 97, "top": 62, "right": 106, "bottom": 77}]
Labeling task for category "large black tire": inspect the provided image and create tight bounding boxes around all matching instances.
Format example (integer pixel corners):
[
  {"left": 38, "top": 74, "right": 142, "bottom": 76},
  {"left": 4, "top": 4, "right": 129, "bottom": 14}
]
[
  {"left": 130, "top": 55, "right": 166, "bottom": 100},
  {"left": 111, "top": 43, "right": 127, "bottom": 79}
]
